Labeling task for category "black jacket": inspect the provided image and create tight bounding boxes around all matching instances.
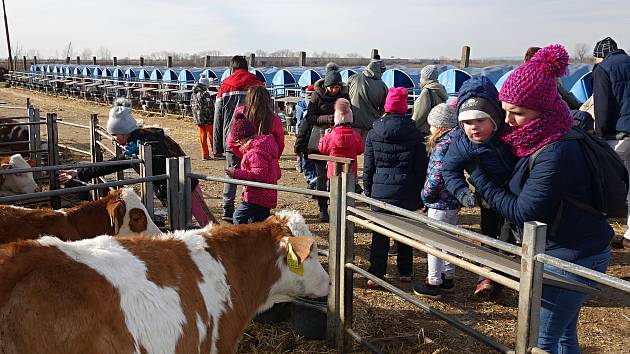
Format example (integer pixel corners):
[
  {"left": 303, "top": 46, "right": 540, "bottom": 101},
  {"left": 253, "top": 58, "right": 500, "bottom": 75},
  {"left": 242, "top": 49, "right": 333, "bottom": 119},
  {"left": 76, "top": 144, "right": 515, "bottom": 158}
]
[
  {"left": 363, "top": 114, "right": 427, "bottom": 211},
  {"left": 77, "top": 128, "right": 195, "bottom": 201},
  {"left": 593, "top": 49, "right": 630, "bottom": 137}
]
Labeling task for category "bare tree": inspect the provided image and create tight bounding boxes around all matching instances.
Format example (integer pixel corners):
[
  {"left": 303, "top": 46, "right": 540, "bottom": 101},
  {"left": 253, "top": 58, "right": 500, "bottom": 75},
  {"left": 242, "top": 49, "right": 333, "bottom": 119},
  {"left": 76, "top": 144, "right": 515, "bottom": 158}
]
[
  {"left": 270, "top": 49, "right": 295, "bottom": 57},
  {"left": 96, "top": 46, "right": 111, "bottom": 61},
  {"left": 574, "top": 43, "right": 589, "bottom": 63},
  {"left": 346, "top": 52, "right": 364, "bottom": 58},
  {"left": 25, "top": 48, "right": 40, "bottom": 58},
  {"left": 255, "top": 49, "right": 268, "bottom": 57},
  {"left": 81, "top": 48, "right": 92, "bottom": 60}
]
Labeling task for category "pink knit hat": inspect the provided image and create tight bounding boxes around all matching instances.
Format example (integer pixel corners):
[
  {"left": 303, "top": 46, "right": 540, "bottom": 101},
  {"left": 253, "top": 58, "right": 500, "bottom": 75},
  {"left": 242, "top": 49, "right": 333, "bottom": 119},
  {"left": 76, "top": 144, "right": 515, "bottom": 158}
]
[
  {"left": 334, "top": 98, "right": 353, "bottom": 125},
  {"left": 499, "top": 44, "right": 569, "bottom": 113},
  {"left": 229, "top": 113, "right": 256, "bottom": 141},
  {"left": 384, "top": 87, "right": 408, "bottom": 114}
]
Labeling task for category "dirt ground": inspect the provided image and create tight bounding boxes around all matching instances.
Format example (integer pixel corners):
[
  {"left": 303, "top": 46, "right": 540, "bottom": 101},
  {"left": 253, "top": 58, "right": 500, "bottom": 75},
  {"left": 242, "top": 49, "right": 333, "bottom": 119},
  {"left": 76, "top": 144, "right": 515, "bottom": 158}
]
[{"left": 1, "top": 86, "right": 629, "bottom": 354}]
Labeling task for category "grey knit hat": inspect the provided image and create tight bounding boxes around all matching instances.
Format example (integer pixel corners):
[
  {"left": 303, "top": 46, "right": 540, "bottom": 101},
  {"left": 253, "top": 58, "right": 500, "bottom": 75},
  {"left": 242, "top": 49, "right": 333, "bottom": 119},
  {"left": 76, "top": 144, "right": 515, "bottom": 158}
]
[
  {"left": 427, "top": 103, "right": 457, "bottom": 129},
  {"left": 420, "top": 65, "right": 439, "bottom": 81},
  {"left": 324, "top": 62, "right": 342, "bottom": 87},
  {"left": 107, "top": 99, "right": 138, "bottom": 135},
  {"left": 198, "top": 74, "right": 210, "bottom": 86}
]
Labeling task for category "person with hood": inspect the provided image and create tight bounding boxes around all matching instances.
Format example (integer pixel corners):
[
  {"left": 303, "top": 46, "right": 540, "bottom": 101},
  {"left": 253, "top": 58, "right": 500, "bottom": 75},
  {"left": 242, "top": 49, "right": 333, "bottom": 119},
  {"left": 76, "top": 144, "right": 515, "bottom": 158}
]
[
  {"left": 225, "top": 113, "right": 280, "bottom": 224},
  {"left": 214, "top": 55, "right": 264, "bottom": 221},
  {"left": 295, "top": 62, "right": 350, "bottom": 222},
  {"left": 441, "top": 76, "right": 517, "bottom": 297},
  {"left": 364, "top": 87, "right": 428, "bottom": 287},
  {"left": 592, "top": 36, "right": 630, "bottom": 244},
  {"left": 412, "top": 65, "right": 449, "bottom": 136},
  {"left": 467, "top": 44, "right": 613, "bottom": 354},
  {"left": 190, "top": 75, "right": 216, "bottom": 160},
  {"left": 348, "top": 58, "right": 388, "bottom": 140},
  {"left": 58, "top": 98, "right": 217, "bottom": 226}
]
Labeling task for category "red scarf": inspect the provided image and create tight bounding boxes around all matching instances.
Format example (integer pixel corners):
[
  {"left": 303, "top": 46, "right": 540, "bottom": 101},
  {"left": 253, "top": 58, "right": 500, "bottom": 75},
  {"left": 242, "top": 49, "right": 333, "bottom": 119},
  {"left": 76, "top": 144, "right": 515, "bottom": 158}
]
[{"left": 500, "top": 99, "right": 573, "bottom": 157}]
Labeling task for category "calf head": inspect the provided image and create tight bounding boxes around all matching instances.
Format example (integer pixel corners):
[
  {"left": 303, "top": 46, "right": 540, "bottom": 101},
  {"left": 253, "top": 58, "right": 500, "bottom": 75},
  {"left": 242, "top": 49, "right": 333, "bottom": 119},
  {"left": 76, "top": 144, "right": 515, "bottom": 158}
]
[
  {"left": 258, "top": 210, "right": 329, "bottom": 312},
  {"left": 0, "top": 154, "right": 39, "bottom": 195},
  {"left": 106, "top": 188, "right": 161, "bottom": 236}
]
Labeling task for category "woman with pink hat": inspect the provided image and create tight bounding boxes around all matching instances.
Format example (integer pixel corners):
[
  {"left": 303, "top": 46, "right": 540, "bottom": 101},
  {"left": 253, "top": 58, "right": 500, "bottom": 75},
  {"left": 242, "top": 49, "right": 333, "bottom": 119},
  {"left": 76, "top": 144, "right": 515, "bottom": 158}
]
[{"left": 467, "top": 45, "right": 613, "bottom": 353}]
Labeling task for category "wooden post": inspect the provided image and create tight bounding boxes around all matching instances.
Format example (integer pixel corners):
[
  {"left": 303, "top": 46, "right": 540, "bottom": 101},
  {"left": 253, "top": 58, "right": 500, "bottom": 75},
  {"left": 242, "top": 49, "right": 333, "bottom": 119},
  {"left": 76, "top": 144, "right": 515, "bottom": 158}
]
[
  {"left": 460, "top": 46, "right": 471, "bottom": 68},
  {"left": 370, "top": 49, "right": 379, "bottom": 59},
  {"left": 139, "top": 143, "right": 154, "bottom": 219},
  {"left": 337, "top": 161, "right": 355, "bottom": 352},
  {"left": 92, "top": 56, "right": 97, "bottom": 65},
  {"left": 299, "top": 51, "right": 306, "bottom": 66},
  {"left": 139, "top": 56, "right": 144, "bottom": 66},
  {"left": 76, "top": 56, "right": 80, "bottom": 65},
  {"left": 326, "top": 163, "right": 341, "bottom": 347},
  {"left": 248, "top": 53, "right": 256, "bottom": 67},
  {"left": 89, "top": 114, "right": 102, "bottom": 200},
  {"left": 204, "top": 55, "right": 210, "bottom": 67},
  {"left": 166, "top": 157, "right": 180, "bottom": 231},
  {"left": 113, "top": 56, "right": 118, "bottom": 66},
  {"left": 179, "top": 156, "right": 192, "bottom": 228},
  {"left": 515, "top": 222, "right": 547, "bottom": 354},
  {"left": 33, "top": 55, "right": 37, "bottom": 65},
  {"left": 65, "top": 56, "right": 70, "bottom": 64},
  {"left": 167, "top": 56, "right": 173, "bottom": 68},
  {"left": 46, "top": 113, "right": 61, "bottom": 209},
  {"left": 22, "top": 56, "right": 26, "bottom": 70},
  {"left": 114, "top": 143, "right": 124, "bottom": 181}
]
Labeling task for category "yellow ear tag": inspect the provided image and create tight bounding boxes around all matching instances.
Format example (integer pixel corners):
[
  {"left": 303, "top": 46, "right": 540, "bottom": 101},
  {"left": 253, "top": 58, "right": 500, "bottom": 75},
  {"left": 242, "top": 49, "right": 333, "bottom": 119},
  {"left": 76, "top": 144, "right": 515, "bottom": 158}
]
[{"left": 287, "top": 243, "right": 304, "bottom": 276}]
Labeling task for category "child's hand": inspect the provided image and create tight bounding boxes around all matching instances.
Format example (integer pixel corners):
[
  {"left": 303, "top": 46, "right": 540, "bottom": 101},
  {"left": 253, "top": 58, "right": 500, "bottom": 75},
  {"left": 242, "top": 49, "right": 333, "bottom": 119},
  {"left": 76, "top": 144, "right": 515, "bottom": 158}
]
[
  {"left": 225, "top": 167, "right": 235, "bottom": 178},
  {"left": 324, "top": 128, "right": 332, "bottom": 135},
  {"left": 458, "top": 190, "right": 477, "bottom": 208}
]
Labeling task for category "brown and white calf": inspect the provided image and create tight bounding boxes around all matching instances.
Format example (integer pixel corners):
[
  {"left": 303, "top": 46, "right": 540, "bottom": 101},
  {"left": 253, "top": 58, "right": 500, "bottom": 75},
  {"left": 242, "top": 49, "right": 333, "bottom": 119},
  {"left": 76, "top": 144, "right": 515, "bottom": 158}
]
[
  {"left": 0, "top": 188, "right": 161, "bottom": 244},
  {"left": 0, "top": 154, "right": 39, "bottom": 196},
  {"left": 0, "top": 119, "right": 29, "bottom": 156},
  {"left": 0, "top": 210, "right": 329, "bottom": 354}
]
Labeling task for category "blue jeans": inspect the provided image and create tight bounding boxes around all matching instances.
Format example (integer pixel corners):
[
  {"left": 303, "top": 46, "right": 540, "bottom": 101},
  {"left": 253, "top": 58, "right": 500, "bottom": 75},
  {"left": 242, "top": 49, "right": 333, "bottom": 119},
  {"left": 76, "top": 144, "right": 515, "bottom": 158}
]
[
  {"left": 537, "top": 245, "right": 611, "bottom": 354},
  {"left": 300, "top": 156, "right": 317, "bottom": 183},
  {"left": 233, "top": 201, "right": 271, "bottom": 225}
]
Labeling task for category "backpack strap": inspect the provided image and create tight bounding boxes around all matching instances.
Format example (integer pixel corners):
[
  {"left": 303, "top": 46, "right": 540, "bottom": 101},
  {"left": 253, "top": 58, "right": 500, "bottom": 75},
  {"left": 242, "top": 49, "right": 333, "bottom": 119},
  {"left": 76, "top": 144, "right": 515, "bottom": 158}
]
[{"left": 527, "top": 129, "right": 582, "bottom": 171}]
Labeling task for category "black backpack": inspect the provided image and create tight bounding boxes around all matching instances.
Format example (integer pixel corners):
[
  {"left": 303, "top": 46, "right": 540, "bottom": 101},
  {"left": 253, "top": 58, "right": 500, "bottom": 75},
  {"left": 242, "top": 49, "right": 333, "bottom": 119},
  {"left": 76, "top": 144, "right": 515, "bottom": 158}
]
[{"left": 528, "top": 127, "right": 629, "bottom": 219}]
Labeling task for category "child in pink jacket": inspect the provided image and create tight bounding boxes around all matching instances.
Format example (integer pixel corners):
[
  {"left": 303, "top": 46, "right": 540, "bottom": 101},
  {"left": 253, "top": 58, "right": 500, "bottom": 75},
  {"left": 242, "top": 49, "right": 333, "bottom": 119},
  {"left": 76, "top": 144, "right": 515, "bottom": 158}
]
[
  {"left": 318, "top": 98, "right": 365, "bottom": 183},
  {"left": 225, "top": 113, "right": 280, "bottom": 224}
]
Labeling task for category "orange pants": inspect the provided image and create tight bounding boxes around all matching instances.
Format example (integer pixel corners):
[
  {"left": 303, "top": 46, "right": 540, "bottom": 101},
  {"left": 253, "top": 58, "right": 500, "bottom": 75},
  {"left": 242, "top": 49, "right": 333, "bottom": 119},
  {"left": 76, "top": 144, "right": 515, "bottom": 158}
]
[{"left": 198, "top": 124, "right": 213, "bottom": 159}]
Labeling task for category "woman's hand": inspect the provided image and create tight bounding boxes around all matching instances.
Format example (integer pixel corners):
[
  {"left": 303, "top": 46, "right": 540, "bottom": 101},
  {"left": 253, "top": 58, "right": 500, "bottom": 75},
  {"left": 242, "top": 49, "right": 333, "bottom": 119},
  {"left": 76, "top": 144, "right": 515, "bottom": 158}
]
[
  {"left": 225, "top": 167, "right": 235, "bottom": 178},
  {"left": 58, "top": 169, "right": 78, "bottom": 184}
]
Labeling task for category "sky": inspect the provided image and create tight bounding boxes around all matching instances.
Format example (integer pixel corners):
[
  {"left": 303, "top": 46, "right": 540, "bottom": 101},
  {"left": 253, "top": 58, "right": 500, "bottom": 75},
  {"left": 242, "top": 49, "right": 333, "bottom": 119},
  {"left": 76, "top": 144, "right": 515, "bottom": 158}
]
[{"left": 3, "top": 0, "right": 630, "bottom": 60}]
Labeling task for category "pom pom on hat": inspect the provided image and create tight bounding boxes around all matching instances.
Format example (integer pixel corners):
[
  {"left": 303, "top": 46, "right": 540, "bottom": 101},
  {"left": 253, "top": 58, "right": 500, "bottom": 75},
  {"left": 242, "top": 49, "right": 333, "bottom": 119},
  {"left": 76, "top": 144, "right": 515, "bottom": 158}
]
[
  {"left": 334, "top": 98, "right": 353, "bottom": 125},
  {"left": 427, "top": 103, "right": 457, "bottom": 129},
  {"left": 114, "top": 97, "right": 132, "bottom": 108},
  {"left": 306, "top": 84, "right": 315, "bottom": 92},
  {"left": 384, "top": 87, "right": 408, "bottom": 114},
  {"left": 324, "top": 62, "right": 342, "bottom": 87},
  {"left": 499, "top": 44, "right": 569, "bottom": 113},
  {"left": 228, "top": 113, "right": 257, "bottom": 142}
]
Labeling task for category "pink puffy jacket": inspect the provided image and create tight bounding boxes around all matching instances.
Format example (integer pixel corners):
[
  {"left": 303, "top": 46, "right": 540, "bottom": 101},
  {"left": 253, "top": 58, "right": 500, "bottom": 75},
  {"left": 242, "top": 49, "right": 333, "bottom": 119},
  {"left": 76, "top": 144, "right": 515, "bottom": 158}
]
[
  {"left": 232, "top": 134, "right": 280, "bottom": 209},
  {"left": 318, "top": 125, "right": 365, "bottom": 177}
]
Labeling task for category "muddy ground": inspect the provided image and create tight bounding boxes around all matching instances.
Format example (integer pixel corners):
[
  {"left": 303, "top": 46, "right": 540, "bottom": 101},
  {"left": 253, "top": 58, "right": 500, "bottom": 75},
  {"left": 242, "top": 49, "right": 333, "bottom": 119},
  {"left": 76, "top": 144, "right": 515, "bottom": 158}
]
[{"left": 1, "top": 86, "right": 629, "bottom": 354}]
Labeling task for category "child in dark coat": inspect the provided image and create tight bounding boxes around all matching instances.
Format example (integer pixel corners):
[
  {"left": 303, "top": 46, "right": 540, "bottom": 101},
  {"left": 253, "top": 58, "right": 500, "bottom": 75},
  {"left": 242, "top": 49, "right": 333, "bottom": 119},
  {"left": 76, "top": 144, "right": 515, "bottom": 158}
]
[
  {"left": 225, "top": 113, "right": 280, "bottom": 224},
  {"left": 441, "top": 76, "right": 517, "bottom": 296},
  {"left": 364, "top": 87, "right": 428, "bottom": 286}
]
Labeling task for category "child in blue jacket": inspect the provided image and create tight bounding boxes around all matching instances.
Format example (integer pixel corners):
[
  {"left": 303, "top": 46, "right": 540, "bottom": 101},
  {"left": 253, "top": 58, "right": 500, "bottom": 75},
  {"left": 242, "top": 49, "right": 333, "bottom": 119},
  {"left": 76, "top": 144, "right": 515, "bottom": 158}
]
[{"left": 441, "top": 76, "right": 517, "bottom": 297}]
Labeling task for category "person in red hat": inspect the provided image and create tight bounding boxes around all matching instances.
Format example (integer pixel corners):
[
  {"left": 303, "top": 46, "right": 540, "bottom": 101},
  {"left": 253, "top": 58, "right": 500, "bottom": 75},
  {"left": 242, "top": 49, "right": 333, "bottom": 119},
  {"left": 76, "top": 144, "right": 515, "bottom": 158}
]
[{"left": 363, "top": 87, "right": 428, "bottom": 287}]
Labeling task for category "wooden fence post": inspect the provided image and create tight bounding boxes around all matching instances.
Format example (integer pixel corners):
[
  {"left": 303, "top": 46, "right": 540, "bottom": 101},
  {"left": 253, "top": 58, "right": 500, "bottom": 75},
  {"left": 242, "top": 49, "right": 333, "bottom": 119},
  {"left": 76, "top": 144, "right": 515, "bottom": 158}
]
[
  {"left": 46, "top": 113, "right": 61, "bottom": 209},
  {"left": 139, "top": 143, "right": 154, "bottom": 219},
  {"left": 326, "top": 163, "right": 342, "bottom": 346},
  {"left": 371, "top": 49, "right": 379, "bottom": 59},
  {"left": 140, "top": 57, "right": 144, "bottom": 66},
  {"left": 178, "top": 156, "right": 192, "bottom": 229},
  {"left": 460, "top": 46, "right": 471, "bottom": 68},
  {"left": 166, "top": 157, "right": 180, "bottom": 231},
  {"left": 337, "top": 161, "right": 355, "bottom": 352},
  {"left": 299, "top": 51, "right": 306, "bottom": 66},
  {"left": 515, "top": 221, "right": 547, "bottom": 354}
]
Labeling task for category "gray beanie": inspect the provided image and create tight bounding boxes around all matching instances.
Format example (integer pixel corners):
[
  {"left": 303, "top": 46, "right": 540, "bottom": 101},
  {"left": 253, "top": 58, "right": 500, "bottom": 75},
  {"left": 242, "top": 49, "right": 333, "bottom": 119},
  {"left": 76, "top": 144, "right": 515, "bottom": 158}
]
[
  {"left": 107, "top": 100, "right": 138, "bottom": 135},
  {"left": 421, "top": 65, "right": 439, "bottom": 81},
  {"left": 324, "top": 62, "right": 342, "bottom": 87},
  {"left": 427, "top": 103, "right": 457, "bottom": 129},
  {"left": 198, "top": 74, "right": 210, "bottom": 86}
]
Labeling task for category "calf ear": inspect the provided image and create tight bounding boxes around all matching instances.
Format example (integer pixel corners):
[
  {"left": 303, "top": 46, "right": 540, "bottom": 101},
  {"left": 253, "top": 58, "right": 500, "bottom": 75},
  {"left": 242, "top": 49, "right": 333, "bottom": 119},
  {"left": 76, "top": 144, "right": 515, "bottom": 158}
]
[
  {"left": 287, "top": 237, "right": 314, "bottom": 263},
  {"left": 106, "top": 200, "right": 126, "bottom": 234},
  {"left": 128, "top": 208, "right": 148, "bottom": 233},
  {"left": 26, "top": 159, "right": 36, "bottom": 167},
  {"left": 1, "top": 164, "right": 13, "bottom": 169}
]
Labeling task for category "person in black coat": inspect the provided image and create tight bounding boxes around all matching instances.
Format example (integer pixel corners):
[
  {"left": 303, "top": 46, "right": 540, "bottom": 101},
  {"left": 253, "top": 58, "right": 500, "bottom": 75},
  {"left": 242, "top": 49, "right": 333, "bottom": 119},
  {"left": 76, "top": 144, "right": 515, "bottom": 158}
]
[
  {"left": 59, "top": 99, "right": 217, "bottom": 226},
  {"left": 364, "top": 87, "right": 428, "bottom": 286},
  {"left": 294, "top": 62, "right": 350, "bottom": 222}
]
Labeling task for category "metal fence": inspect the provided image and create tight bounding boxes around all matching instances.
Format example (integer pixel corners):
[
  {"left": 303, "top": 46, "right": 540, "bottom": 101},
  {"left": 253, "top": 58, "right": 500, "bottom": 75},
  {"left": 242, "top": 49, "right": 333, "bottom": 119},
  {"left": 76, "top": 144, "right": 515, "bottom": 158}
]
[{"left": 172, "top": 153, "right": 630, "bottom": 354}]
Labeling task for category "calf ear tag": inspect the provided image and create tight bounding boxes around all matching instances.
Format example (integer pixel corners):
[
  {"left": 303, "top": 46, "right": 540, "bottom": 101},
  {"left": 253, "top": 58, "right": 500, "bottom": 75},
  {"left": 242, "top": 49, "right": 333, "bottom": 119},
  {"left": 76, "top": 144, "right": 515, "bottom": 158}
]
[{"left": 287, "top": 243, "right": 304, "bottom": 276}]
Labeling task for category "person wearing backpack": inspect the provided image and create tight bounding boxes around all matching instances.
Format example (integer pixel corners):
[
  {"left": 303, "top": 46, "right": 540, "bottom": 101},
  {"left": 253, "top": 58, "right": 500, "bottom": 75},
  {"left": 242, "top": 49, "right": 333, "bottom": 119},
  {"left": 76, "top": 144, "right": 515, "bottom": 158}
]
[
  {"left": 190, "top": 75, "right": 216, "bottom": 160},
  {"left": 466, "top": 45, "right": 614, "bottom": 354},
  {"left": 58, "top": 99, "right": 218, "bottom": 227}
]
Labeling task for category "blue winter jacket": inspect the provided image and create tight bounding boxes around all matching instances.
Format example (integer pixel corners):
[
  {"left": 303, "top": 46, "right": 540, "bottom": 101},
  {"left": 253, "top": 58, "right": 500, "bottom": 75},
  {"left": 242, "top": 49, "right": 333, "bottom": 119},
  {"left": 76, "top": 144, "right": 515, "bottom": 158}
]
[
  {"left": 593, "top": 49, "right": 630, "bottom": 137},
  {"left": 442, "top": 75, "right": 517, "bottom": 200},
  {"left": 469, "top": 140, "right": 614, "bottom": 260},
  {"left": 364, "top": 114, "right": 428, "bottom": 211}
]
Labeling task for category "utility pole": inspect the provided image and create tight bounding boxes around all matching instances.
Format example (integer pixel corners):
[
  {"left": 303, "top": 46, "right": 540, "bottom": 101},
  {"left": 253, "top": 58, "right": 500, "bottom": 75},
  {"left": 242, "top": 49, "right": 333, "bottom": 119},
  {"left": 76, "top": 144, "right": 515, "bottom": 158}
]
[{"left": 2, "top": 0, "right": 13, "bottom": 71}]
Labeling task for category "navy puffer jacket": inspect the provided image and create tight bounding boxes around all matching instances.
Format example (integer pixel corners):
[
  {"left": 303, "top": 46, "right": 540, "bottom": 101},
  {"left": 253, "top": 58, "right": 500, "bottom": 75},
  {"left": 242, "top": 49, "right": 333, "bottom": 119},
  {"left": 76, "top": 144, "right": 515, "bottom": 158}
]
[
  {"left": 363, "top": 114, "right": 428, "bottom": 211},
  {"left": 593, "top": 49, "right": 630, "bottom": 137},
  {"left": 469, "top": 140, "right": 613, "bottom": 260}
]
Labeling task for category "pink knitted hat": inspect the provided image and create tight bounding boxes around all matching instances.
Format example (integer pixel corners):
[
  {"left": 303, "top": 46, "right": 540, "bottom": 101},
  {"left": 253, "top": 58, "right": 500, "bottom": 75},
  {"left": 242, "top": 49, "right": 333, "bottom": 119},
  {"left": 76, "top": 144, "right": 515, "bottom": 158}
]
[
  {"left": 384, "top": 87, "right": 408, "bottom": 114},
  {"left": 334, "top": 98, "right": 353, "bottom": 125},
  {"left": 499, "top": 44, "right": 569, "bottom": 113}
]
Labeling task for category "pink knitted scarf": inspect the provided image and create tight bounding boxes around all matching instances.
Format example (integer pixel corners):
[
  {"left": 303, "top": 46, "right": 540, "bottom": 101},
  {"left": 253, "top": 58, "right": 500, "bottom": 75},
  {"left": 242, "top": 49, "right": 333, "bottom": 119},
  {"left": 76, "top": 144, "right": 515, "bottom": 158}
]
[{"left": 499, "top": 99, "right": 573, "bottom": 157}]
